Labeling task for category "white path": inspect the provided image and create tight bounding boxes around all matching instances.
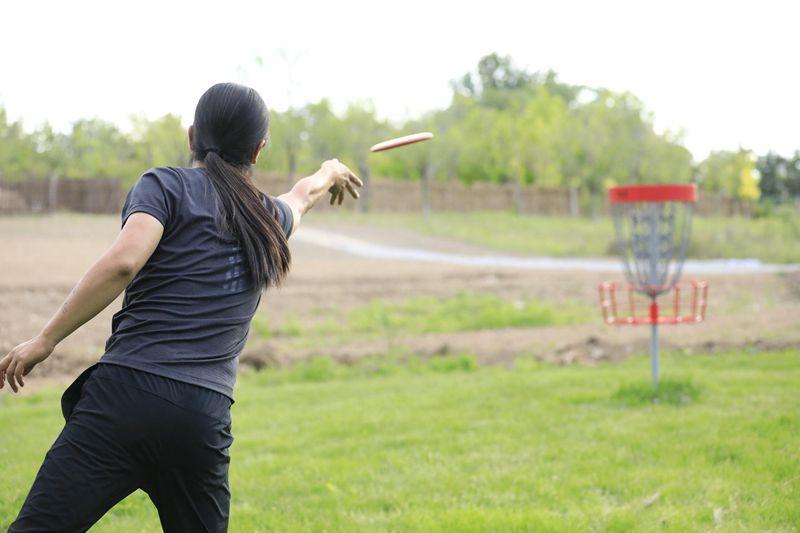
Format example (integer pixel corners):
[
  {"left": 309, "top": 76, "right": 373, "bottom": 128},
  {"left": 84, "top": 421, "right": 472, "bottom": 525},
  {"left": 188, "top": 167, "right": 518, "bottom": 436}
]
[{"left": 294, "top": 227, "right": 800, "bottom": 275}]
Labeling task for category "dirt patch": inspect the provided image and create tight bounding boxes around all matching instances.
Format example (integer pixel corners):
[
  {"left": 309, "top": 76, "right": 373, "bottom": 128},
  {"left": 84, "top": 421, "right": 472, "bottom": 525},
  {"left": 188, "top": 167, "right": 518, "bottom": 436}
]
[{"left": 2, "top": 214, "right": 799, "bottom": 393}]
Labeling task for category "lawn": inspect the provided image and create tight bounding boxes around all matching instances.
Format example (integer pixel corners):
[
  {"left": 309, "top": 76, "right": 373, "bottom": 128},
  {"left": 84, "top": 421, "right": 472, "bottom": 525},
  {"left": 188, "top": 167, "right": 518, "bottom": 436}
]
[
  {"left": 251, "top": 292, "right": 593, "bottom": 344},
  {"left": 1, "top": 350, "right": 797, "bottom": 531},
  {"left": 315, "top": 210, "right": 800, "bottom": 264}
]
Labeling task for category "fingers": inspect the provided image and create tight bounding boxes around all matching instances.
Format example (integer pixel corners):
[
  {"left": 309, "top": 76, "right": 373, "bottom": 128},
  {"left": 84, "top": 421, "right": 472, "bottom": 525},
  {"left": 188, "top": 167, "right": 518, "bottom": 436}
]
[
  {"left": 324, "top": 158, "right": 363, "bottom": 190},
  {"left": 6, "top": 358, "right": 18, "bottom": 393},
  {"left": 14, "top": 362, "right": 25, "bottom": 389},
  {"left": 348, "top": 172, "right": 364, "bottom": 188},
  {"left": 329, "top": 188, "right": 344, "bottom": 205},
  {"left": 325, "top": 162, "right": 361, "bottom": 205},
  {"left": 0, "top": 354, "right": 9, "bottom": 389}
]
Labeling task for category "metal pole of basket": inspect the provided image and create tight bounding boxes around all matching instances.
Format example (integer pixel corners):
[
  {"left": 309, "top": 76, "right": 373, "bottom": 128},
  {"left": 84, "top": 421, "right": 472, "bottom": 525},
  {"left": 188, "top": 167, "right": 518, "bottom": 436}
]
[
  {"left": 648, "top": 203, "right": 661, "bottom": 387},
  {"left": 651, "top": 320, "right": 659, "bottom": 386}
]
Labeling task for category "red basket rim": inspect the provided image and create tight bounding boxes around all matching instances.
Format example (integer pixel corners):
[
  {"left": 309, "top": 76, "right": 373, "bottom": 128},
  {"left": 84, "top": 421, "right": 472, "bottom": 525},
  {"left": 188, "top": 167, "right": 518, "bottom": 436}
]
[{"left": 608, "top": 184, "right": 697, "bottom": 203}]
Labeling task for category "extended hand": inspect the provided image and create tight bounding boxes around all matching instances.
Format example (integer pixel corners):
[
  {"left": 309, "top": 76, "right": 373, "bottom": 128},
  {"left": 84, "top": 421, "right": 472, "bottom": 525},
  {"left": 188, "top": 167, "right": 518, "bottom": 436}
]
[
  {"left": 0, "top": 336, "right": 55, "bottom": 393},
  {"left": 321, "top": 159, "right": 363, "bottom": 205}
]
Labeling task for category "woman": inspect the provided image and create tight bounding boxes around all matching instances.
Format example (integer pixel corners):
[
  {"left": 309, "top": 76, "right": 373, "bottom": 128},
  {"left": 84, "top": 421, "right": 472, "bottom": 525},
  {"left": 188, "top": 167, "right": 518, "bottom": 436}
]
[{"left": 2, "top": 82, "right": 362, "bottom": 532}]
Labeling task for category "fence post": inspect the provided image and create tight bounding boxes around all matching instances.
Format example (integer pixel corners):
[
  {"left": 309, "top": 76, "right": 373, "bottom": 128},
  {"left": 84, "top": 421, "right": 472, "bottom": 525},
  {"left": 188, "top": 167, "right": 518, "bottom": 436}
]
[
  {"left": 359, "top": 163, "right": 371, "bottom": 213},
  {"left": 48, "top": 175, "right": 59, "bottom": 211},
  {"left": 569, "top": 184, "right": 580, "bottom": 217},
  {"left": 421, "top": 162, "right": 434, "bottom": 221},
  {"left": 511, "top": 179, "right": 525, "bottom": 215}
]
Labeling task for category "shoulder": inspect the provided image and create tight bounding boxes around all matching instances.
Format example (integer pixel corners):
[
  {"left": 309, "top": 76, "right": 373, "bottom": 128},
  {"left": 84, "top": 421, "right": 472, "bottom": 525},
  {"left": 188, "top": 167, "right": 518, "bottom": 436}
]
[
  {"left": 143, "top": 166, "right": 188, "bottom": 184},
  {"left": 122, "top": 167, "right": 192, "bottom": 226},
  {"left": 269, "top": 196, "right": 294, "bottom": 238},
  {"left": 136, "top": 166, "right": 194, "bottom": 195}
]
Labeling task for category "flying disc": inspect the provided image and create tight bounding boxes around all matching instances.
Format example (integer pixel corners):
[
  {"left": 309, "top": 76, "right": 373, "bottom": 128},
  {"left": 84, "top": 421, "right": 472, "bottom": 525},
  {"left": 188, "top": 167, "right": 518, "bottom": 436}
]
[{"left": 370, "top": 132, "right": 433, "bottom": 153}]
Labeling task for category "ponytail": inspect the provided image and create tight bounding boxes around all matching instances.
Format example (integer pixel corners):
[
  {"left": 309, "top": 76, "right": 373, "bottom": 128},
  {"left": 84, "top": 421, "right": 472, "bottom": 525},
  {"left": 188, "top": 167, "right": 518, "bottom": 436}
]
[{"left": 204, "top": 150, "right": 290, "bottom": 288}]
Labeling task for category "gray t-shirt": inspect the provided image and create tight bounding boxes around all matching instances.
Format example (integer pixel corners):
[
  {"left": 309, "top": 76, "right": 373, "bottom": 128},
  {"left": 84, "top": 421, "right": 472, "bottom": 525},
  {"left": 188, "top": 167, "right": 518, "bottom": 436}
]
[{"left": 99, "top": 166, "right": 293, "bottom": 400}]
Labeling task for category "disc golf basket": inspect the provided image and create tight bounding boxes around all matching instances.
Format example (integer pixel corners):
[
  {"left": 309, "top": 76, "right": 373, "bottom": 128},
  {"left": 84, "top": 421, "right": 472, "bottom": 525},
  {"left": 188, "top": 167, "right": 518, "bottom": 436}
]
[{"left": 599, "top": 184, "right": 708, "bottom": 386}]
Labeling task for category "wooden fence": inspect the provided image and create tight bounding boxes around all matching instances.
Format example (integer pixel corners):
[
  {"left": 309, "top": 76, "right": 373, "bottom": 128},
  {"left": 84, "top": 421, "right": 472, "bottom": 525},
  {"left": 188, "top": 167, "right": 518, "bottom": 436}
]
[
  {"left": 0, "top": 176, "right": 123, "bottom": 214},
  {"left": 250, "top": 175, "right": 575, "bottom": 215},
  {"left": 0, "top": 174, "right": 753, "bottom": 217},
  {"left": 252, "top": 174, "right": 753, "bottom": 217}
]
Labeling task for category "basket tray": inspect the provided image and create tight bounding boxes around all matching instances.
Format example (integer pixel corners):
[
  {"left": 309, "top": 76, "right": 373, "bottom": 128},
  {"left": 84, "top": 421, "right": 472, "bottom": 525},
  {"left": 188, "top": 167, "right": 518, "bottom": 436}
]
[{"left": 599, "top": 280, "right": 708, "bottom": 325}]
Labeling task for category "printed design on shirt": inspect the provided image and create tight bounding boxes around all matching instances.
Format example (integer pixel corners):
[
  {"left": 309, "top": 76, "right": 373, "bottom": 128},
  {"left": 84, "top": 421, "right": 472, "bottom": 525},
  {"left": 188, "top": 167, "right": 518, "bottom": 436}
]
[{"left": 223, "top": 245, "right": 248, "bottom": 292}]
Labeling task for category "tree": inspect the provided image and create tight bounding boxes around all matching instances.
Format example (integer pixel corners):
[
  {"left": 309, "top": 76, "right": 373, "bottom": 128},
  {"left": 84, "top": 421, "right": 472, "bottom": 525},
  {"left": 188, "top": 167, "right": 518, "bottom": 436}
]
[
  {"left": 0, "top": 107, "right": 46, "bottom": 181},
  {"left": 132, "top": 114, "right": 187, "bottom": 175},
  {"left": 339, "top": 102, "right": 390, "bottom": 211},
  {"left": 54, "top": 119, "right": 139, "bottom": 182},
  {"left": 261, "top": 107, "right": 308, "bottom": 184},
  {"left": 698, "top": 149, "right": 760, "bottom": 200},
  {"left": 2, "top": 53, "right": 785, "bottom": 214},
  {"left": 758, "top": 151, "right": 800, "bottom": 204},
  {"left": 451, "top": 53, "right": 531, "bottom": 99},
  {"left": 303, "top": 99, "right": 346, "bottom": 167},
  {"left": 452, "top": 53, "right": 579, "bottom": 108}
]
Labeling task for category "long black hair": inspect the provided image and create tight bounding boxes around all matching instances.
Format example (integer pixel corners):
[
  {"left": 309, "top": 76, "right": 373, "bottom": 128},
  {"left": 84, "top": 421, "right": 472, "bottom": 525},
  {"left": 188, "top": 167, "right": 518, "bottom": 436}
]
[{"left": 191, "top": 82, "right": 290, "bottom": 288}]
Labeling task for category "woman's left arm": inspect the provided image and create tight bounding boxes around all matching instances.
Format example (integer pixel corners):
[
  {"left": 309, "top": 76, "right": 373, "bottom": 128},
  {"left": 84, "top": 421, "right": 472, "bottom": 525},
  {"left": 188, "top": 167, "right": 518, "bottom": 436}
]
[{"left": 0, "top": 212, "right": 164, "bottom": 393}]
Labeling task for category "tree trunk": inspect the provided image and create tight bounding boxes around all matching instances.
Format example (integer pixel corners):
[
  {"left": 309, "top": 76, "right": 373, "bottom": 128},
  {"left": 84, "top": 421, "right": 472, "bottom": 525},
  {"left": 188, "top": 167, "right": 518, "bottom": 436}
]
[
  {"left": 512, "top": 178, "right": 524, "bottom": 215},
  {"left": 421, "top": 162, "right": 433, "bottom": 221},
  {"left": 569, "top": 183, "right": 580, "bottom": 217},
  {"left": 286, "top": 148, "right": 297, "bottom": 188},
  {"left": 48, "top": 174, "right": 59, "bottom": 211},
  {"left": 359, "top": 162, "right": 371, "bottom": 213},
  {"left": 590, "top": 189, "right": 601, "bottom": 220}
]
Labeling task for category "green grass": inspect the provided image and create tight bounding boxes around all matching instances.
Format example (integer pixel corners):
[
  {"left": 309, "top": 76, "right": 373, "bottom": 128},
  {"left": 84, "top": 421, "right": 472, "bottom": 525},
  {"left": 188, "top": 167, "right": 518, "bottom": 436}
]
[
  {"left": 1, "top": 349, "right": 798, "bottom": 531},
  {"left": 249, "top": 353, "right": 480, "bottom": 385},
  {"left": 316, "top": 210, "right": 800, "bottom": 263},
  {"left": 343, "top": 293, "right": 589, "bottom": 335},
  {"left": 251, "top": 313, "right": 303, "bottom": 339},
  {"left": 253, "top": 292, "right": 592, "bottom": 342},
  {"left": 612, "top": 378, "right": 702, "bottom": 406}
]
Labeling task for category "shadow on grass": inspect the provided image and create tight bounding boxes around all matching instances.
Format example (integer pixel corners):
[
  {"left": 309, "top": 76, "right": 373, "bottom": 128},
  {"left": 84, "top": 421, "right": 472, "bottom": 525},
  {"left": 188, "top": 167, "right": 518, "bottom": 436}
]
[{"left": 612, "top": 379, "right": 702, "bottom": 406}]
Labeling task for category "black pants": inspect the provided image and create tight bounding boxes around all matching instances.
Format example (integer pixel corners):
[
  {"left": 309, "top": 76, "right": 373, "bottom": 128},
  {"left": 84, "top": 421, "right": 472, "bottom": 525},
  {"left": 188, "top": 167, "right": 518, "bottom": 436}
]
[{"left": 8, "top": 363, "right": 234, "bottom": 532}]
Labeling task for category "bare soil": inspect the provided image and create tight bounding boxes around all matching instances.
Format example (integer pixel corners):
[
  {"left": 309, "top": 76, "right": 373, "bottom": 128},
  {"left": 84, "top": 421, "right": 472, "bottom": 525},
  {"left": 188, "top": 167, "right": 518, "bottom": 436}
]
[{"left": 2, "top": 214, "right": 798, "bottom": 393}]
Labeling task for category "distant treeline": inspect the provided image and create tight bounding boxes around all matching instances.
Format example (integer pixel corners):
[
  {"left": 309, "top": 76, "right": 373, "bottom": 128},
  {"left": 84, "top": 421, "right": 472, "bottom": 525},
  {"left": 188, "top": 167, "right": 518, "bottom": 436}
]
[{"left": 1, "top": 54, "right": 798, "bottom": 206}]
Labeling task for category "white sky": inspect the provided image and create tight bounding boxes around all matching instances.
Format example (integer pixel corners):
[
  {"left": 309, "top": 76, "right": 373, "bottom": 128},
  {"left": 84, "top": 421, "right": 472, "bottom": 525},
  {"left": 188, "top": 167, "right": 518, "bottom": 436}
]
[{"left": 1, "top": 0, "right": 797, "bottom": 161}]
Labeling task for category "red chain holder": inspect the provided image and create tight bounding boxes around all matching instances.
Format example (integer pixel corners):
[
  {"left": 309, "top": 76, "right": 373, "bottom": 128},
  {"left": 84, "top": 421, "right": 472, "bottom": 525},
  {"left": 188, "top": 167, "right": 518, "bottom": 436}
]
[{"left": 598, "top": 280, "right": 708, "bottom": 326}]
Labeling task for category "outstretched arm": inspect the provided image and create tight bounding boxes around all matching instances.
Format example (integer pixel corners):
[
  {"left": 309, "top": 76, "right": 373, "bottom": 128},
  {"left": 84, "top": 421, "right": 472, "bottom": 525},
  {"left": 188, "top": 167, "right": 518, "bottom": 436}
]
[
  {"left": 278, "top": 159, "right": 363, "bottom": 235},
  {"left": 0, "top": 213, "right": 164, "bottom": 393}
]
